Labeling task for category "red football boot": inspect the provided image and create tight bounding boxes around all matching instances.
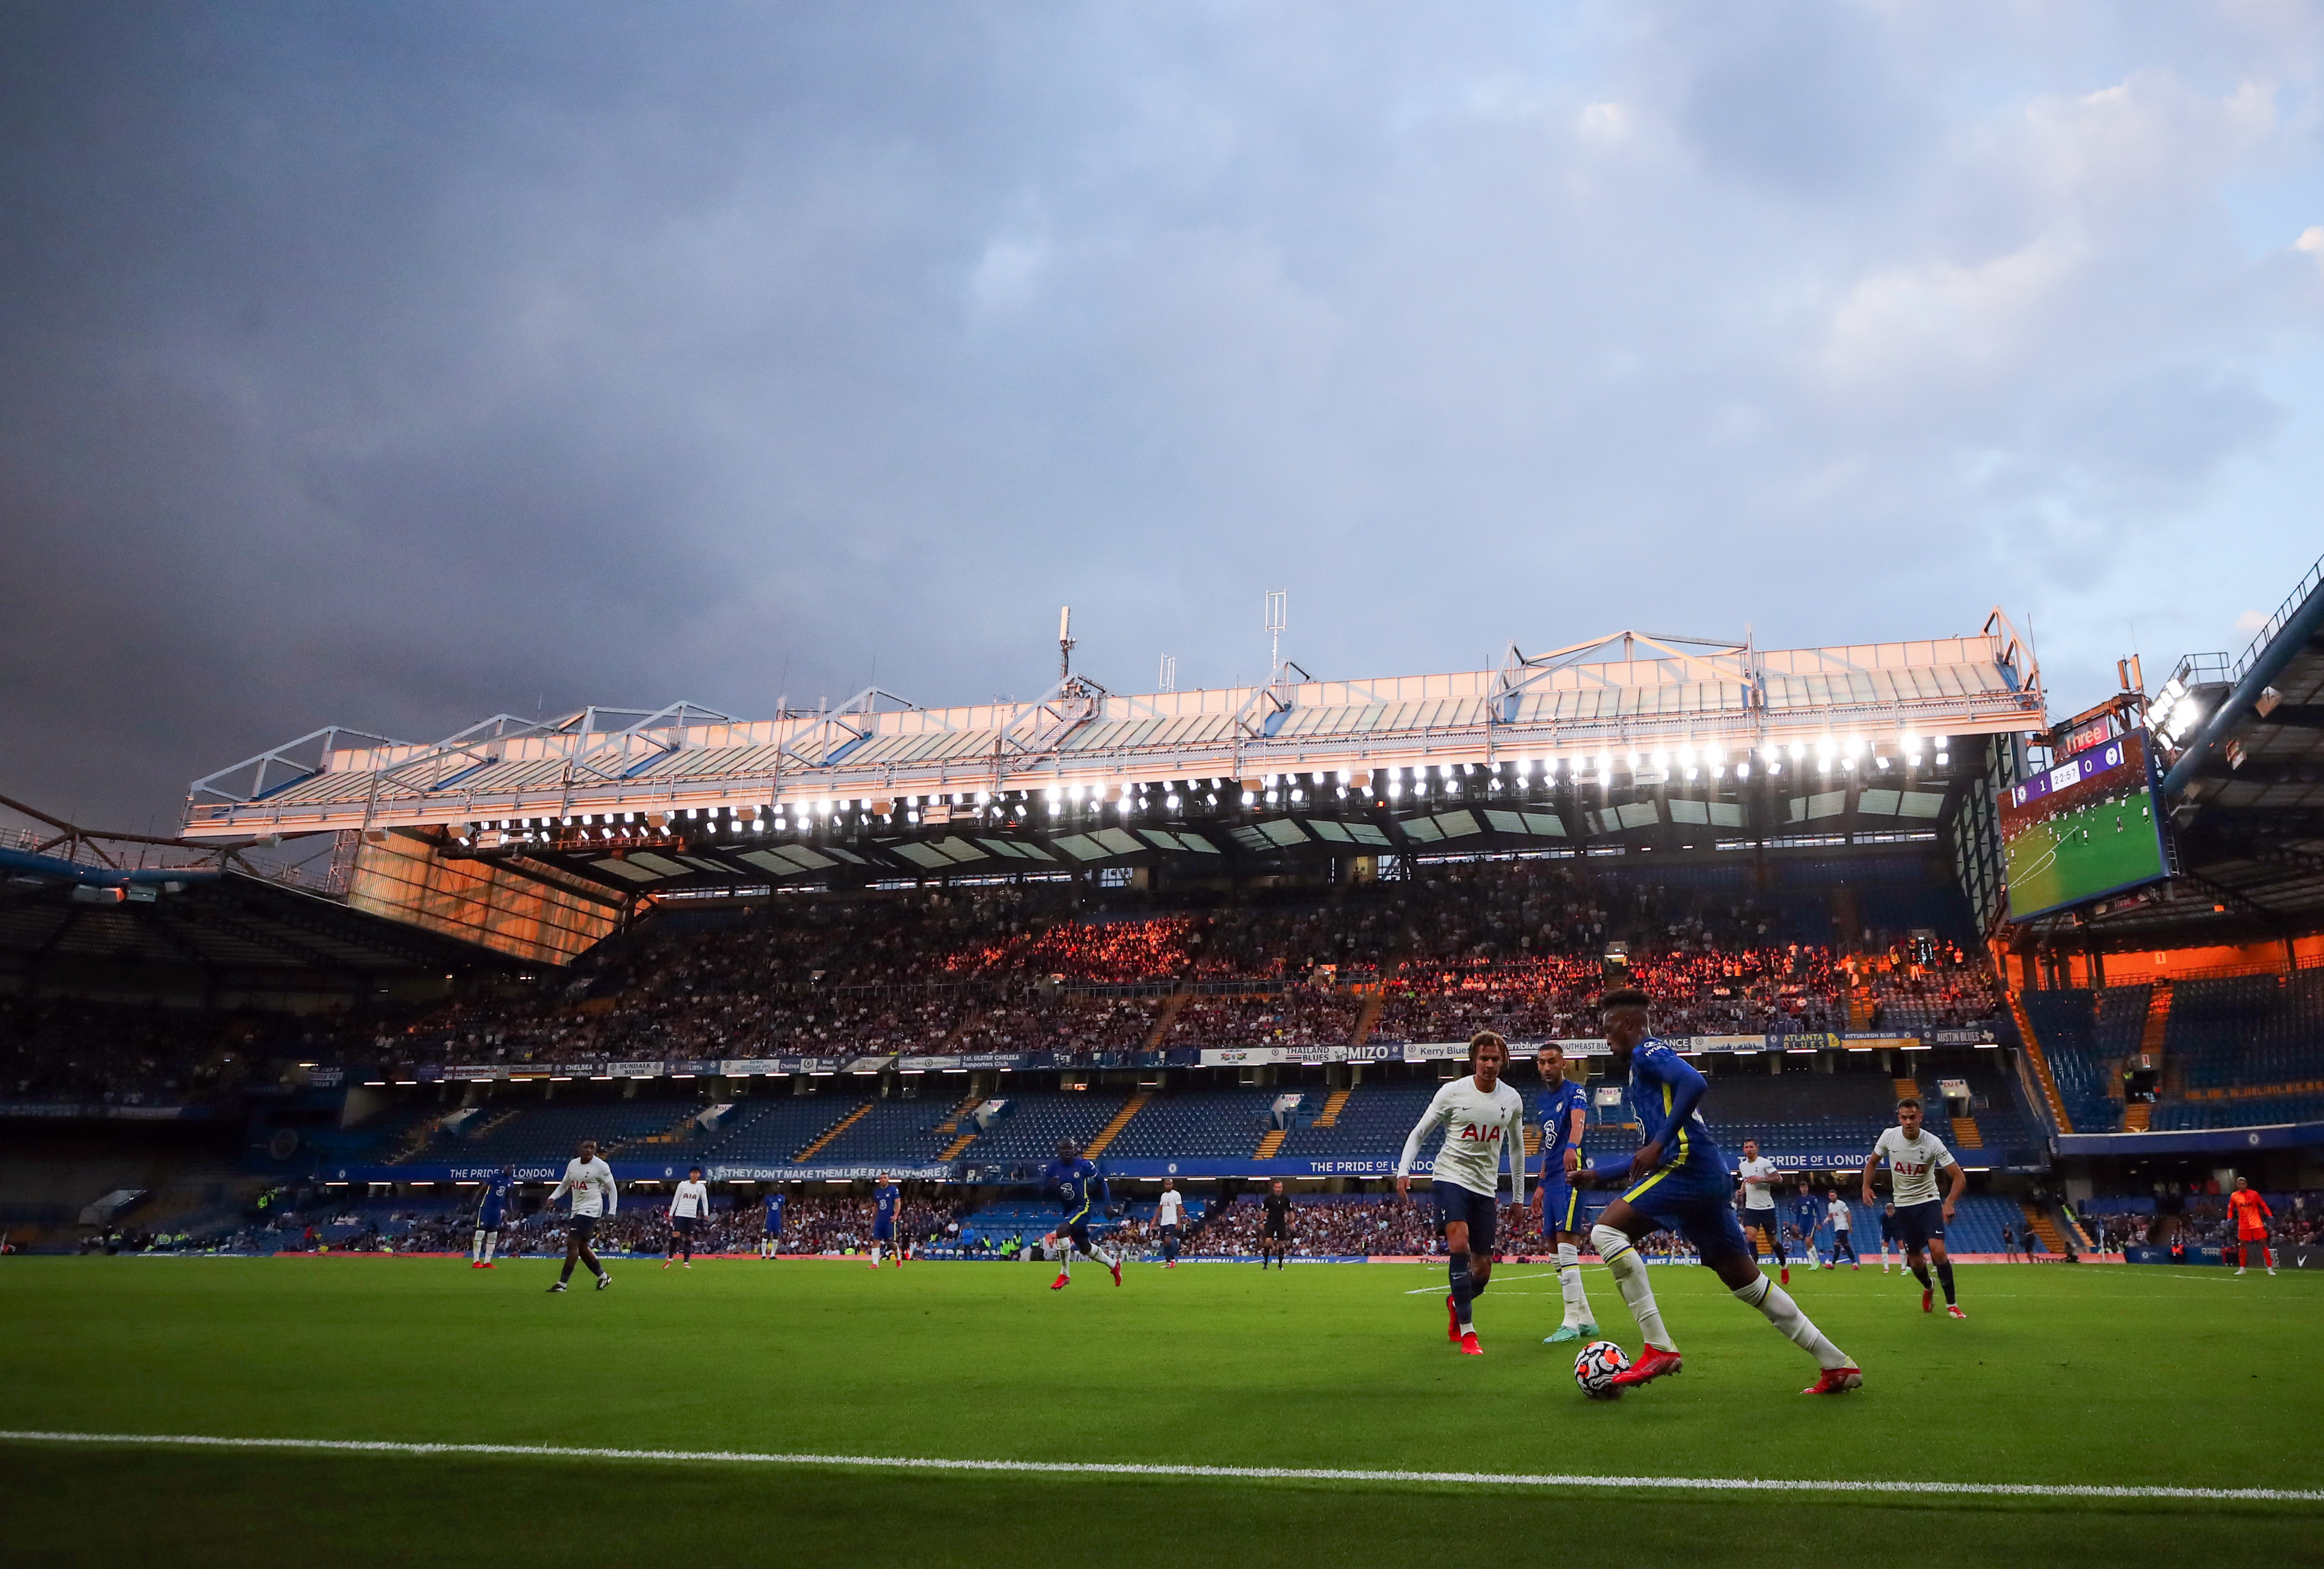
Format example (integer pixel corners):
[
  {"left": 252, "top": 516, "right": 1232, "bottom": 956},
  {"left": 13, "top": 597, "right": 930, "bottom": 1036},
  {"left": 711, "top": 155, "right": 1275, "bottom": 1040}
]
[
  {"left": 1780, "top": 1265, "right": 1790, "bottom": 1285},
  {"left": 1446, "top": 1293, "right": 1462, "bottom": 1343},
  {"left": 1050, "top": 1272, "right": 1070, "bottom": 1290},
  {"left": 1458, "top": 1331, "right": 1483, "bottom": 1356},
  {"left": 1947, "top": 1304, "right": 1967, "bottom": 1319},
  {"left": 1922, "top": 1288, "right": 1933, "bottom": 1313},
  {"left": 1607, "top": 1346, "right": 1683, "bottom": 1389},
  {"left": 1802, "top": 1365, "right": 1863, "bottom": 1395},
  {"left": 1109, "top": 1257, "right": 1122, "bottom": 1287}
]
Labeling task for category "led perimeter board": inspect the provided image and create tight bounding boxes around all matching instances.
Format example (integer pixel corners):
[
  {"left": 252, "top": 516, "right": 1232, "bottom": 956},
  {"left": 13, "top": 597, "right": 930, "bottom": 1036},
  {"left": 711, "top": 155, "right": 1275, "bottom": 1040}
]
[{"left": 2000, "top": 728, "right": 2170, "bottom": 921}]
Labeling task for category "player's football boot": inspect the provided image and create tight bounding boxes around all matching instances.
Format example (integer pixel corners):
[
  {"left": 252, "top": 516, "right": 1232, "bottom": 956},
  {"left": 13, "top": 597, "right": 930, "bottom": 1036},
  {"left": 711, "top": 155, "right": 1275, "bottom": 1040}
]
[
  {"left": 1109, "top": 1257, "right": 1122, "bottom": 1287},
  {"left": 1802, "top": 1365, "right": 1863, "bottom": 1395},
  {"left": 1921, "top": 1288, "right": 1933, "bottom": 1312},
  {"left": 547, "top": 1282, "right": 567, "bottom": 1293},
  {"left": 1946, "top": 1304, "right": 1967, "bottom": 1319},
  {"left": 1780, "top": 1266, "right": 1789, "bottom": 1285},
  {"left": 1050, "top": 1272, "right": 1070, "bottom": 1290},
  {"left": 1544, "top": 1325, "right": 1585, "bottom": 1344},
  {"left": 1458, "top": 1332, "right": 1483, "bottom": 1356},
  {"left": 1608, "top": 1346, "right": 1682, "bottom": 1388},
  {"left": 595, "top": 1272, "right": 611, "bottom": 1290},
  {"left": 1446, "top": 1294, "right": 1462, "bottom": 1343}
]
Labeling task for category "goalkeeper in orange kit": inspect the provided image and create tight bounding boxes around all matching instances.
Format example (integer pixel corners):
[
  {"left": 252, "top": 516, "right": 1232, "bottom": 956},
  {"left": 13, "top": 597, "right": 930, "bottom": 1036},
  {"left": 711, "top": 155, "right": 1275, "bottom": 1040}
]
[{"left": 2228, "top": 1176, "right": 2275, "bottom": 1277}]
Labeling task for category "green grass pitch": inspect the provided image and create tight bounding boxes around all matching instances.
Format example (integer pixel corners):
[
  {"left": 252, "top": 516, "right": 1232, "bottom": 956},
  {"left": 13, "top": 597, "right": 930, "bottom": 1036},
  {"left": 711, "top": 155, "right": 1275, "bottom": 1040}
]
[{"left": 2, "top": 1256, "right": 2318, "bottom": 1567}]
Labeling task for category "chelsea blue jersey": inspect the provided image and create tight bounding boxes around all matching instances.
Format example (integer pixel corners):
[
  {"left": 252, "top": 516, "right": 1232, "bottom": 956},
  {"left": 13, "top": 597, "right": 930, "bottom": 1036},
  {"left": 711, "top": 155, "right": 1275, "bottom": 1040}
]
[
  {"left": 764, "top": 1193, "right": 786, "bottom": 1231},
  {"left": 479, "top": 1171, "right": 515, "bottom": 1218},
  {"left": 1627, "top": 1037, "right": 1726, "bottom": 1178},
  {"left": 875, "top": 1184, "right": 899, "bottom": 1223},
  {"left": 1041, "top": 1157, "right": 1108, "bottom": 1218},
  {"left": 1534, "top": 1078, "right": 1588, "bottom": 1183}
]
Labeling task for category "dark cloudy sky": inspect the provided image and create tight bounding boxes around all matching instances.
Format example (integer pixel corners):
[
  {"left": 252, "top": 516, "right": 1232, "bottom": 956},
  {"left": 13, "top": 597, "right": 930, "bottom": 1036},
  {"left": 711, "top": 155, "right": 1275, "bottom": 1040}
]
[{"left": 6, "top": 2, "right": 2323, "bottom": 832}]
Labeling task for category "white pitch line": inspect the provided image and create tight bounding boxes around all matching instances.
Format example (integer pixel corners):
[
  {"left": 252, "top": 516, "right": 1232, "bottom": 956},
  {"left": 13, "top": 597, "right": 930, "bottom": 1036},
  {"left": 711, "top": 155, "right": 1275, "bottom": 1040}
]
[{"left": 2, "top": 1431, "right": 2317, "bottom": 1504}]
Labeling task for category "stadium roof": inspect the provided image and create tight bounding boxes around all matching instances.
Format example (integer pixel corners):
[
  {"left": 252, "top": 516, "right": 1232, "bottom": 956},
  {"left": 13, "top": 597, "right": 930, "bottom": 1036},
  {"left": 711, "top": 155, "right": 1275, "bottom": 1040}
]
[{"left": 179, "top": 618, "right": 2045, "bottom": 848}]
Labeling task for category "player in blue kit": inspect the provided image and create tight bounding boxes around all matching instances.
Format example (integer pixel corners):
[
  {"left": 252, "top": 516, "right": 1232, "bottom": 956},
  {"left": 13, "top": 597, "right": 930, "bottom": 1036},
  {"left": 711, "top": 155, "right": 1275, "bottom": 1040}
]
[
  {"left": 869, "top": 1175, "right": 901, "bottom": 1270},
  {"left": 1791, "top": 1182, "right": 1825, "bottom": 1271},
  {"left": 469, "top": 1165, "right": 516, "bottom": 1269},
  {"left": 1530, "top": 1043, "right": 1600, "bottom": 1343},
  {"left": 1574, "top": 989, "right": 1862, "bottom": 1395},
  {"left": 1041, "top": 1139, "right": 1121, "bottom": 1290},
  {"left": 759, "top": 1188, "right": 787, "bottom": 1259}
]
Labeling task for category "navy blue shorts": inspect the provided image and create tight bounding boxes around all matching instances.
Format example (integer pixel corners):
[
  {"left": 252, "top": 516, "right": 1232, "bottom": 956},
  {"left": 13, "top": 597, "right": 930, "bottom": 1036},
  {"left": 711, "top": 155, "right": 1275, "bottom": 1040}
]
[
  {"left": 566, "top": 1215, "right": 597, "bottom": 1244},
  {"left": 479, "top": 1209, "right": 504, "bottom": 1231},
  {"left": 872, "top": 1219, "right": 895, "bottom": 1242},
  {"left": 764, "top": 1223, "right": 782, "bottom": 1238},
  {"left": 672, "top": 1216, "right": 700, "bottom": 1236},
  {"left": 1434, "top": 1183, "right": 1499, "bottom": 1253},
  {"left": 1894, "top": 1198, "right": 1947, "bottom": 1250},
  {"left": 1539, "top": 1179, "right": 1584, "bottom": 1236},
  {"left": 1621, "top": 1164, "right": 1751, "bottom": 1263},
  {"left": 1061, "top": 1214, "right": 1092, "bottom": 1248}
]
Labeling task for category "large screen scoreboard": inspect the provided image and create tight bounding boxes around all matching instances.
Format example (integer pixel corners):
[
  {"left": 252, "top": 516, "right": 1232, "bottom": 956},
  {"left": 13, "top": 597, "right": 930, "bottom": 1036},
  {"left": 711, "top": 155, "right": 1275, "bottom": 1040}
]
[{"left": 2000, "top": 729, "right": 2171, "bottom": 921}]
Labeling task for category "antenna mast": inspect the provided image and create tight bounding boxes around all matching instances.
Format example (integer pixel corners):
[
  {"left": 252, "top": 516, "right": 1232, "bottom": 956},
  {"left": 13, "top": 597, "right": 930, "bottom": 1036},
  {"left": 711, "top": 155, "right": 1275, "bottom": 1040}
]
[
  {"left": 1265, "top": 589, "right": 1287, "bottom": 684},
  {"left": 1059, "top": 605, "right": 1075, "bottom": 682}
]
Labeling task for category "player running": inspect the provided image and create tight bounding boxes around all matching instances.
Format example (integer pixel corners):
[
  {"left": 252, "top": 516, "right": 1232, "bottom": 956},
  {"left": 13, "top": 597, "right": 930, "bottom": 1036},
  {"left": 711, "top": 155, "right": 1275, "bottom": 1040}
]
[
  {"left": 1260, "top": 1180, "right": 1293, "bottom": 1269},
  {"left": 869, "top": 1175, "right": 901, "bottom": 1269},
  {"left": 1825, "top": 1191, "right": 1859, "bottom": 1270},
  {"left": 1395, "top": 1031, "right": 1527, "bottom": 1357},
  {"left": 545, "top": 1139, "right": 616, "bottom": 1294},
  {"left": 1735, "top": 1139, "right": 1786, "bottom": 1283},
  {"left": 1531, "top": 1043, "right": 1599, "bottom": 1343},
  {"left": 1861, "top": 1097, "right": 1967, "bottom": 1317},
  {"left": 1573, "top": 989, "right": 1861, "bottom": 1394},
  {"left": 664, "top": 1166, "right": 709, "bottom": 1270},
  {"left": 1156, "top": 1179, "right": 1185, "bottom": 1268},
  {"left": 1791, "top": 1182, "right": 1823, "bottom": 1272},
  {"left": 2230, "top": 1176, "right": 2277, "bottom": 1276},
  {"left": 1041, "top": 1140, "right": 1121, "bottom": 1289},
  {"left": 469, "top": 1164, "right": 516, "bottom": 1269},
  {"left": 1878, "top": 1203, "right": 1901, "bottom": 1273}
]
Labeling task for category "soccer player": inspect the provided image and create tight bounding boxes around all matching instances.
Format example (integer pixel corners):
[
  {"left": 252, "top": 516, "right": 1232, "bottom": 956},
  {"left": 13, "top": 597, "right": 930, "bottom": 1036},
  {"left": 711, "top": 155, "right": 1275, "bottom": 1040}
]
[
  {"left": 664, "top": 1166, "right": 709, "bottom": 1270},
  {"left": 1878, "top": 1203, "right": 1900, "bottom": 1273},
  {"left": 545, "top": 1138, "right": 616, "bottom": 1293},
  {"left": 1735, "top": 1139, "right": 1786, "bottom": 1283},
  {"left": 1041, "top": 1139, "right": 1121, "bottom": 1289},
  {"left": 1791, "top": 1181, "right": 1824, "bottom": 1272},
  {"left": 1260, "top": 1180, "right": 1293, "bottom": 1269},
  {"left": 869, "top": 1175, "right": 901, "bottom": 1269},
  {"left": 1573, "top": 990, "right": 1861, "bottom": 1394},
  {"left": 760, "top": 1187, "right": 786, "bottom": 1259},
  {"left": 2230, "top": 1176, "right": 2277, "bottom": 1276},
  {"left": 1394, "top": 1030, "right": 1527, "bottom": 1357},
  {"left": 1532, "top": 1042, "right": 1599, "bottom": 1343},
  {"left": 471, "top": 1164, "right": 515, "bottom": 1269},
  {"left": 1826, "top": 1189, "right": 1859, "bottom": 1270},
  {"left": 1156, "top": 1179, "right": 1185, "bottom": 1268},
  {"left": 1861, "top": 1097, "right": 1967, "bottom": 1318},
  {"left": 2000, "top": 1222, "right": 2018, "bottom": 1263}
]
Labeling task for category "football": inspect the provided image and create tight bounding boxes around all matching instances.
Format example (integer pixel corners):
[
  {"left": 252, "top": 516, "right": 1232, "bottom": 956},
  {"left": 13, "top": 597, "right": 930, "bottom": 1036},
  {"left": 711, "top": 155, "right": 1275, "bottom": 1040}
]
[{"left": 1573, "top": 1339, "right": 1630, "bottom": 1398}]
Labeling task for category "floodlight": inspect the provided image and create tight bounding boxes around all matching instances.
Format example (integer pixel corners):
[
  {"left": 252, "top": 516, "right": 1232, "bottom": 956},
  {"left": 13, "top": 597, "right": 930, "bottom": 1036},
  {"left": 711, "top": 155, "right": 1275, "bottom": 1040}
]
[
  {"left": 1386, "top": 781, "right": 1401, "bottom": 798},
  {"left": 1788, "top": 742, "right": 1804, "bottom": 761},
  {"left": 1651, "top": 750, "right": 1668, "bottom": 770},
  {"left": 1337, "top": 769, "right": 1351, "bottom": 784},
  {"left": 1597, "top": 752, "right": 1612, "bottom": 776},
  {"left": 1166, "top": 793, "right": 1181, "bottom": 809}
]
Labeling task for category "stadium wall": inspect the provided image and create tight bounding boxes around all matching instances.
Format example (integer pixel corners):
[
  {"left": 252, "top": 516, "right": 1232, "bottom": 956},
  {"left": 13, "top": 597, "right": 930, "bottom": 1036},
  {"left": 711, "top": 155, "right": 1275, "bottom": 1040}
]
[{"left": 346, "top": 832, "right": 618, "bottom": 967}]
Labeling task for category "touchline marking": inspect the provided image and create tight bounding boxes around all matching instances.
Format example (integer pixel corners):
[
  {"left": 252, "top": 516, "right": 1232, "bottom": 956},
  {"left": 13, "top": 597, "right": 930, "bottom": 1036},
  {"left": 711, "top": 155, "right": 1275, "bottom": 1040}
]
[{"left": 2, "top": 1431, "right": 2317, "bottom": 1503}]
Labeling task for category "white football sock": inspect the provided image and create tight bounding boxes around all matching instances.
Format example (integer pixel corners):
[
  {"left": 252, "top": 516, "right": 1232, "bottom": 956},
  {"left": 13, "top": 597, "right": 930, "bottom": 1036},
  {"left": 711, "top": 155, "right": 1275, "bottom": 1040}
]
[
  {"left": 483, "top": 1232, "right": 497, "bottom": 1263},
  {"left": 1734, "top": 1275, "right": 1850, "bottom": 1369},
  {"left": 1591, "top": 1224, "right": 1675, "bottom": 1352},
  {"left": 870, "top": 1244, "right": 883, "bottom": 1267},
  {"left": 471, "top": 1229, "right": 483, "bottom": 1262},
  {"left": 1557, "top": 1242, "right": 1591, "bottom": 1327}
]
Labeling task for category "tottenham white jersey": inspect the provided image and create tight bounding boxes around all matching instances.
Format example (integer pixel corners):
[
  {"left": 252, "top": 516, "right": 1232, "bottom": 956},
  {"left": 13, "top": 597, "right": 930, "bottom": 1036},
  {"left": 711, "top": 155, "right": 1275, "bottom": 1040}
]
[
  {"left": 1873, "top": 1127, "right": 1956, "bottom": 1207},
  {"left": 1399, "top": 1075, "right": 1527, "bottom": 1203},
  {"left": 671, "top": 1179, "right": 709, "bottom": 1219},
  {"left": 1157, "top": 1191, "right": 1184, "bottom": 1227},
  {"left": 1828, "top": 1196, "right": 1853, "bottom": 1230},
  {"left": 1738, "top": 1155, "right": 1780, "bottom": 1209},
  {"left": 554, "top": 1156, "right": 617, "bottom": 1218}
]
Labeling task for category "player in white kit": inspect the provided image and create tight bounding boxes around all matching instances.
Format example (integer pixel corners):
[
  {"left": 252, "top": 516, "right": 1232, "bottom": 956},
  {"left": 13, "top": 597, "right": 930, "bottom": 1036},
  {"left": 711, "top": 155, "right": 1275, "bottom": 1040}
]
[
  {"left": 1861, "top": 1097, "right": 1967, "bottom": 1317},
  {"left": 664, "top": 1166, "right": 710, "bottom": 1269},
  {"left": 1156, "top": 1180, "right": 1186, "bottom": 1268},
  {"left": 1735, "top": 1139, "right": 1789, "bottom": 1284},
  {"left": 1396, "top": 1032, "right": 1527, "bottom": 1356},
  {"left": 547, "top": 1139, "right": 617, "bottom": 1293}
]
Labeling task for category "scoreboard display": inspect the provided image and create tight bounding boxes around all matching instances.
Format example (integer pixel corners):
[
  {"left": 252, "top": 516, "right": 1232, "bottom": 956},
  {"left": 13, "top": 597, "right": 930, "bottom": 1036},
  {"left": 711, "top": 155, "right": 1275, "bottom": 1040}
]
[{"left": 2000, "top": 729, "right": 2171, "bottom": 920}]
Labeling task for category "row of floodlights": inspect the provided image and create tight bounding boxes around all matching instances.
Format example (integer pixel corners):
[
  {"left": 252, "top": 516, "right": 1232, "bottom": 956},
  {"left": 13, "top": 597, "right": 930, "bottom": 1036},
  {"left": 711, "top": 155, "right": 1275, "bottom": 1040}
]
[
  {"left": 2147, "top": 677, "right": 2206, "bottom": 750},
  {"left": 449, "top": 734, "right": 1952, "bottom": 846}
]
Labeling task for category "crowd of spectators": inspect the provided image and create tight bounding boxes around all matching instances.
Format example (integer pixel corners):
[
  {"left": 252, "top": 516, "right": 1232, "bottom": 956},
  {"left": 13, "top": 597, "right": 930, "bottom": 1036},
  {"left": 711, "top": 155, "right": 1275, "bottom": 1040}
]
[{"left": 4, "top": 857, "right": 2006, "bottom": 1100}]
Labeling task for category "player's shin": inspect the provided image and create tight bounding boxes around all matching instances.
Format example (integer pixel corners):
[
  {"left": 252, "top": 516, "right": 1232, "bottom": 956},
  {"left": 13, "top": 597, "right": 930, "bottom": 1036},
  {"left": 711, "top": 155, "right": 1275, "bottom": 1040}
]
[
  {"left": 1910, "top": 1261, "right": 1933, "bottom": 1290},
  {"left": 1935, "top": 1260, "right": 1957, "bottom": 1305},
  {"left": 1447, "top": 1251, "right": 1476, "bottom": 1331},
  {"left": 1592, "top": 1224, "right": 1675, "bottom": 1353},
  {"left": 1733, "top": 1274, "right": 1851, "bottom": 1369},
  {"left": 1556, "top": 1242, "right": 1590, "bottom": 1327},
  {"left": 483, "top": 1231, "right": 497, "bottom": 1264},
  {"left": 471, "top": 1228, "right": 484, "bottom": 1263}
]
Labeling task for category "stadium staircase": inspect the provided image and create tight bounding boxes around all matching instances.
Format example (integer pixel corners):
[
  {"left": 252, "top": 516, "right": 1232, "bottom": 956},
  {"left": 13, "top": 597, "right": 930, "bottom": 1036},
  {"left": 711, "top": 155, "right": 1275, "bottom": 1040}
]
[
  {"left": 1350, "top": 970, "right": 1397, "bottom": 1045},
  {"left": 1254, "top": 1128, "right": 1287, "bottom": 1159},
  {"left": 619, "top": 1110, "right": 707, "bottom": 1151},
  {"left": 2122, "top": 1102, "right": 2151, "bottom": 1131},
  {"left": 1949, "top": 1114, "right": 1983, "bottom": 1150},
  {"left": 1848, "top": 991, "right": 1874, "bottom": 1031},
  {"left": 1892, "top": 1075, "right": 1919, "bottom": 1101},
  {"left": 933, "top": 1097, "right": 984, "bottom": 1160},
  {"left": 1311, "top": 1087, "right": 1350, "bottom": 1128},
  {"left": 1081, "top": 1091, "right": 1151, "bottom": 1160},
  {"left": 1145, "top": 991, "right": 1193, "bottom": 1049},
  {"left": 794, "top": 1103, "right": 874, "bottom": 1161},
  {"left": 2005, "top": 988, "right": 2075, "bottom": 1134},
  {"left": 2020, "top": 1202, "right": 2069, "bottom": 1256}
]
